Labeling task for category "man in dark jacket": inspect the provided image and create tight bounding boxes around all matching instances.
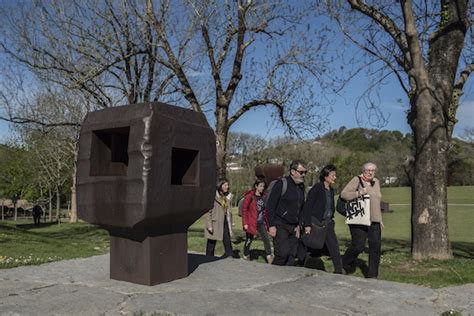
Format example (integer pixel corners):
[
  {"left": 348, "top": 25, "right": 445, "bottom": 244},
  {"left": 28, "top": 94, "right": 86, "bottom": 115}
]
[{"left": 266, "top": 160, "right": 306, "bottom": 266}]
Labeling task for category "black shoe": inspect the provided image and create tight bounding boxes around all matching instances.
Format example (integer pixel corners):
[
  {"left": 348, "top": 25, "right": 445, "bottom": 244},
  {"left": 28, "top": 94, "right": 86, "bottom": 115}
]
[
  {"left": 343, "top": 264, "right": 356, "bottom": 274},
  {"left": 294, "top": 258, "right": 306, "bottom": 267}
]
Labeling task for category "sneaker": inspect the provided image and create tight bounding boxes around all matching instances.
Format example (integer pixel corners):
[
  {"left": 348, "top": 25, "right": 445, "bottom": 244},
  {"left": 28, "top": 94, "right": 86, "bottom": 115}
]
[
  {"left": 266, "top": 255, "right": 274, "bottom": 264},
  {"left": 242, "top": 255, "right": 250, "bottom": 260}
]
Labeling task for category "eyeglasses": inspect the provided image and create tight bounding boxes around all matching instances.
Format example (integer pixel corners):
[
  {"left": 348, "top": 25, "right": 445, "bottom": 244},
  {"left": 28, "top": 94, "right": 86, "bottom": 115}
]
[
  {"left": 365, "top": 169, "right": 376, "bottom": 173},
  {"left": 294, "top": 169, "right": 307, "bottom": 175}
]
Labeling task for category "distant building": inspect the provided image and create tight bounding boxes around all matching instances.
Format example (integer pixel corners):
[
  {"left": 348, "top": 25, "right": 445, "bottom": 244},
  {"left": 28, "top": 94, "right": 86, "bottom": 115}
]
[
  {"left": 383, "top": 176, "right": 398, "bottom": 185},
  {"left": 226, "top": 162, "right": 244, "bottom": 171}
]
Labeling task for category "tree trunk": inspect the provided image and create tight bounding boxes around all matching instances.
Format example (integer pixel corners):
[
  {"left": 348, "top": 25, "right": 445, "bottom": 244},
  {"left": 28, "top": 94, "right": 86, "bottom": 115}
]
[
  {"left": 407, "top": 0, "right": 467, "bottom": 260},
  {"left": 215, "top": 101, "right": 230, "bottom": 180},
  {"left": 411, "top": 93, "right": 452, "bottom": 260},
  {"left": 48, "top": 186, "right": 53, "bottom": 222},
  {"left": 215, "top": 130, "right": 228, "bottom": 180},
  {"left": 55, "top": 185, "right": 60, "bottom": 221},
  {"left": 14, "top": 200, "right": 17, "bottom": 221},
  {"left": 69, "top": 161, "right": 78, "bottom": 223}
]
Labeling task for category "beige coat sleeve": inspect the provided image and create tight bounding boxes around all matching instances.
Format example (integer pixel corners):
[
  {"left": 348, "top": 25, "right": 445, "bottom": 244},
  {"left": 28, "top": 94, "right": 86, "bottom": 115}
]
[
  {"left": 205, "top": 208, "right": 213, "bottom": 229},
  {"left": 341, "top": 176, "right": 362, "bottom": 201}
]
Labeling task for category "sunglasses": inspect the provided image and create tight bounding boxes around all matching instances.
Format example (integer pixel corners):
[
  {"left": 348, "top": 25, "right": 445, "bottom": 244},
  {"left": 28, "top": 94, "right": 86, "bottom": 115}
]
[{"left": 294, "top": 169, "right": 307, "bottom": 175}]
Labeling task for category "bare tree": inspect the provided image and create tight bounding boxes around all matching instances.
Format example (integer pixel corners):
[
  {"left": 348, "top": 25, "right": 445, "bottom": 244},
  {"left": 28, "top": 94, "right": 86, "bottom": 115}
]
[
  {"left": 1, "top": 72, "right": 89, "bottom": 222},
  {"left": 144, "top": 0, "right": 332, "bottom": 178},
  {"left": 1, "top": 0, "right": 333, "bottom": 182},
  {"left": 21, "top": 129, "right": 76, "bottom": 222},
  {"left": 0, "top": 0, "right": 177, "bottom": 109},
  {"left": 324, "top": 0, "right": 473, "bottom": 259}
]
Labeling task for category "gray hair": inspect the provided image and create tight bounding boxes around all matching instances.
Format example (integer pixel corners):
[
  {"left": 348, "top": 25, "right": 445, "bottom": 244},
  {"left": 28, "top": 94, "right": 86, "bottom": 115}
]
[
  {"left": 289, "top": 159, "right": 306, "bottom": 172},
  {"left": 362, "top": 162, "right": 377, "bottom": 172}
]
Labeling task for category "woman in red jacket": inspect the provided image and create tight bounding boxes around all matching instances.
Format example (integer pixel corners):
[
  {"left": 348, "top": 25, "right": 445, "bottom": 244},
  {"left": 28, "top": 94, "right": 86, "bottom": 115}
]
[{"left": 242, "top": 178, "right": 273, "bottom": 263}]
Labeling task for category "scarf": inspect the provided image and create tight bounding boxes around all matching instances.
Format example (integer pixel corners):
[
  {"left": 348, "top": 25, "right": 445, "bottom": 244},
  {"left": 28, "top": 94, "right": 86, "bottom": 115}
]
[{"left": 217, "top": 193, "right": 229, "bottom": 212}]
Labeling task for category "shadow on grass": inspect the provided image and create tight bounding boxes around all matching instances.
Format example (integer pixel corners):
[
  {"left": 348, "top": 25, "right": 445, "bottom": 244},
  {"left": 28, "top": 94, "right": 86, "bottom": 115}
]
[
  {"left": 339, "top": 237, "right": 474, "bottom": 260},
  {"left": 31, "top": 224, "right": 108, "bottom": 240},
  {"left": 16, "top": 222, "right": 59, "bottom": 229},
  {"left": 0, "top": 222, "right": 109, "bottom": 249},
  {"left": 451, "top": 242, "right": 474, "bottom": 259}
]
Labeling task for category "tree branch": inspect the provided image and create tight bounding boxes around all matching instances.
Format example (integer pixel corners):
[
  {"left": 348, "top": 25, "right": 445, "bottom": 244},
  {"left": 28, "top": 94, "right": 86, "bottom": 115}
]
[
  {"left": 454, "top": 63, "right": 474, "bottom": 90},
  {"left": 347, "top": 0, "right": 411, "bottom": 66},
  {"left": 224, "top": 1, "right": 249, "bottom": 102},
  {"left": 201, "top": 23, "right": 224, "bottom": 96},
  {"left": 0, "top": 116, "right": 80, "bottom": 128},
  {"left": 146, "top": 0, "right": 202, "bottom": 112},
  {"left": 400, "top": 0, "right": 429, "bottom": 86},
  {"left": 228, "top": 98, "right": 294, "bottom": 134}
]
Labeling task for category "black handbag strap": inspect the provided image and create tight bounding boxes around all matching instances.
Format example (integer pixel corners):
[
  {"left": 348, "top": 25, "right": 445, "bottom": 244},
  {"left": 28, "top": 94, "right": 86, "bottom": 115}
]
[{"left": 357, "top": 176, "right": 365, "bottom": 188}]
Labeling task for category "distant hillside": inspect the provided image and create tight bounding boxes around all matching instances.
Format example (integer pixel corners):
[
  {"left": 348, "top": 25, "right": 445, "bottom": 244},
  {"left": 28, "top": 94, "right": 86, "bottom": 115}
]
[
  {"left": 227, "top": 128, "right": 473, "bottom": 192},
  {"left": 319, "top": 127, "right": 412, "bottom": 152}
]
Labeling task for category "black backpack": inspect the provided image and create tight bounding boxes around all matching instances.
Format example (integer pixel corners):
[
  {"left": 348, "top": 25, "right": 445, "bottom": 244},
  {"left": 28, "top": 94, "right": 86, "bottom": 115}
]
[{"left": 264, "top": 177, "right": 288, "bottom": 210}]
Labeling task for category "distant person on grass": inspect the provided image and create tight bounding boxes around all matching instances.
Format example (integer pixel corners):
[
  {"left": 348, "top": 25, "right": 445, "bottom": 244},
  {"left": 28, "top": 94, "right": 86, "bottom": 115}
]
[
  {"left": 32, "top": 204, "right": 42, "bottom": 226},
  {"left": 205, "top": 179, "right": 234, "bottom": 258},
  {"left": 341, "top": 162, "right": 383, "bottom": 278},
  {"left": 241, "top": 178, "right": 273, "bottom": 264},
  {"left": 266, "top": 160, "right": 306, "bottom": 266}
]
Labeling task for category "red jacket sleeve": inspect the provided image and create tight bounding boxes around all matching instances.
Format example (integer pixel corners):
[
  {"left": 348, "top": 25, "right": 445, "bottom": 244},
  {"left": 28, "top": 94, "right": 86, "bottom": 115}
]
[{"left": 242, "top": 193, "right": 251, "bottom": 227}]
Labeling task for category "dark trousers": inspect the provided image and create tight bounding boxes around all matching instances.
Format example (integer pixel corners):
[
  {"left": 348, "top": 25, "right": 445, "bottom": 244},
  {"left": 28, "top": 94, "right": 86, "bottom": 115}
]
[
  {"left": 33, "top": 215, "right": 40, "bottom": 225},
  {"left": 297, "top": 220, "right": 343, "bottom": 273},
  {"left": 206, "top": 217, "right": 233, "bottom": 258},
  {"left": 343, "top": 223, "right": 381, "bottom": 278},
  {"left": 325, "top": 220, "right": 343, "bottom": 273},
  {"left": 243, "top": 223, "right": 272, "bottom": 257},
  {"left": 272, "top": 223, "right": 298, "bottom": 266}
]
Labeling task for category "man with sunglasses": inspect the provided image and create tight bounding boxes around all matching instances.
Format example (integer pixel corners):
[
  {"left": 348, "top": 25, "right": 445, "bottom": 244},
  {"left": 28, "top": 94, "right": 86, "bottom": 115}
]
[{"left": 266, "top": 160, "right": 307, "bottom": 266}]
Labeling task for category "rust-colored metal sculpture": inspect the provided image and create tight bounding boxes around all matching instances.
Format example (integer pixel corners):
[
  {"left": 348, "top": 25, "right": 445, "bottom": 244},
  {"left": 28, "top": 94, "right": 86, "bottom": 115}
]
[
  {"left": 255, "top": 164, "right": 285, "bottom": 183},
  {"left": 76, "top": 102, "right": 216, "bottom": 285}
]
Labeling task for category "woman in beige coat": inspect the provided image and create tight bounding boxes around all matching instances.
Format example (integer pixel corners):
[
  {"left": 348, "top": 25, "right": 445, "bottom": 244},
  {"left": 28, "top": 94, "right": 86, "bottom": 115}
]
[
  {"left": 341, "top": 162, "right": 383, "bottom": 278},
  {"left": 205, "top": 179, "right": 234, "bottom": 258}
]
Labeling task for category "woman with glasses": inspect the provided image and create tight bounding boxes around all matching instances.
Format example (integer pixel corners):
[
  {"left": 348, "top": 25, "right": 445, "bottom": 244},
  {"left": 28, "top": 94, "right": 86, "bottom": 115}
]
[
  {"left": 241, "top": 178, "right": 273, "bottom": 264},
  {"left": 205, "top": 179, "right": 234, "bottom": 258},
  {"left": 341, "top": 162, "right": 383, "bottom": 278}
]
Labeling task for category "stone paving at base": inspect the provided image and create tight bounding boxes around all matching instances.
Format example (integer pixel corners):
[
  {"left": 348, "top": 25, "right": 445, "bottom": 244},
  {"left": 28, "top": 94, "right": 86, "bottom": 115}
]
[{"left": 0, "top": 254, "right": 473, "bottom": 315}]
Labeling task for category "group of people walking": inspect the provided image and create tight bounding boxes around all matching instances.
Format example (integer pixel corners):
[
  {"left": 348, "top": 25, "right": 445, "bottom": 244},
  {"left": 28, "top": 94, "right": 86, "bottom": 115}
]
[{"left": 204, "top": 160, "right": 383, "bottom": 278}]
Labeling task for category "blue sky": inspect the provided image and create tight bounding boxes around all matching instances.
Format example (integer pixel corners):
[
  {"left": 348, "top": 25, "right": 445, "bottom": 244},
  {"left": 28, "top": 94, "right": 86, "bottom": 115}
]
[
  {"left": 230, "top": 74, "right": 473, "bottom": 139},
  {"left": 0, "top": 75, "right": 472, "bottom": 142},
  {"left": 0, "top": 2, "right": 472, "bottom": 143}
]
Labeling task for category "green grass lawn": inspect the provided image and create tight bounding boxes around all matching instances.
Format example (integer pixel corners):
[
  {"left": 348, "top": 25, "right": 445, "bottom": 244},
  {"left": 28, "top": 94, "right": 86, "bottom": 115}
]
[
  {"left": 330, "top": 185, "right": 474, "bottom": 288},
  {"left": 1, "top": 186, "right": 473, "bottom": 288},
  {"left": 0, "top": 221, "right": 109, "bottom": 268}
]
